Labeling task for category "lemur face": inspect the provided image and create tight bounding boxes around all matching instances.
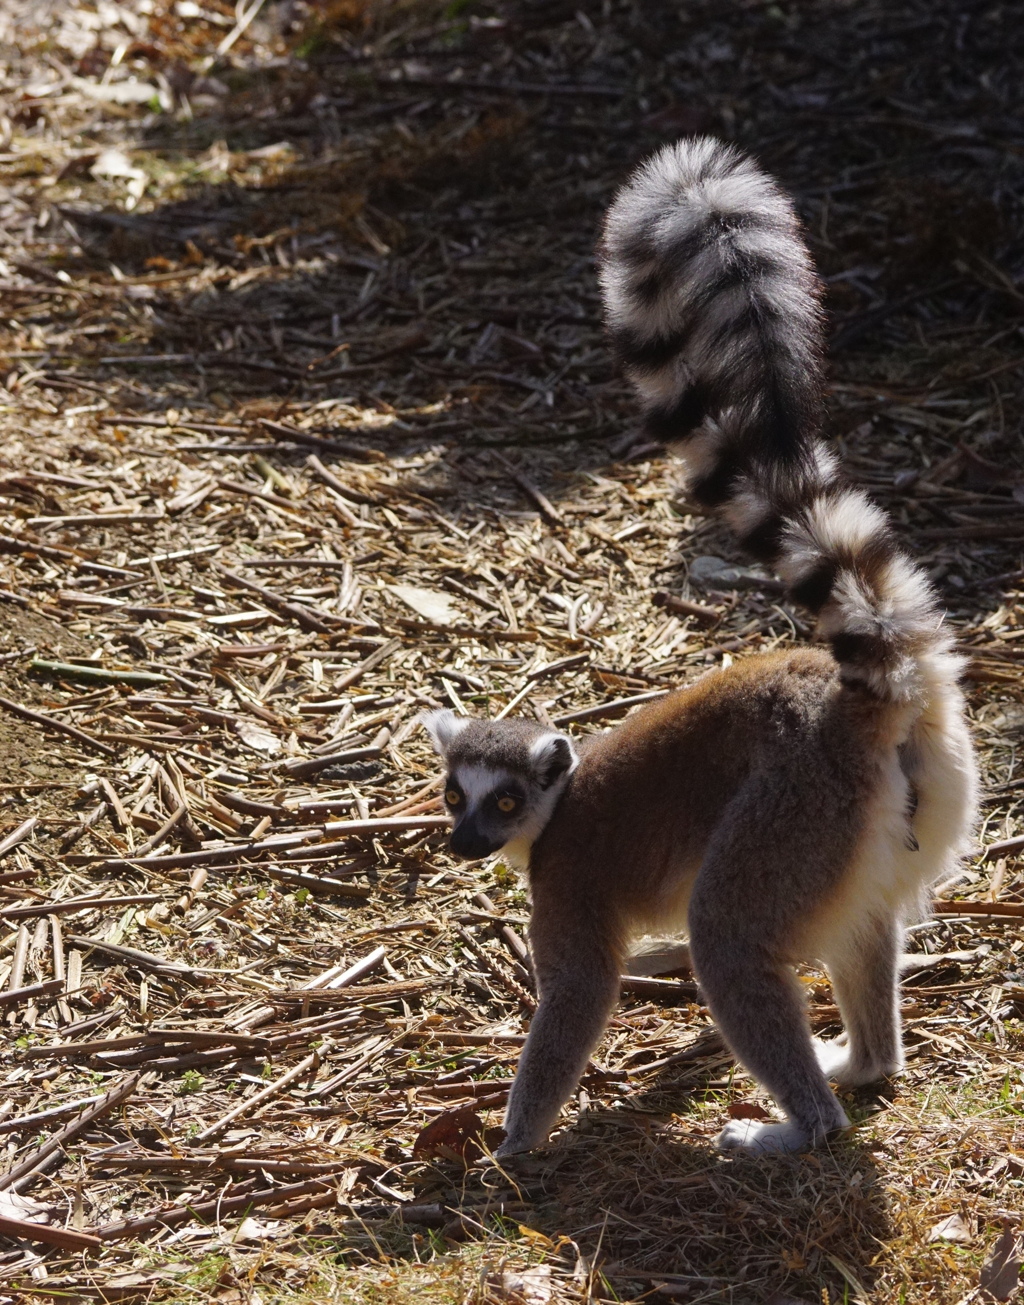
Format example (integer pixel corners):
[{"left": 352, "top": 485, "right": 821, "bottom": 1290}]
[
  {"left": 442, "top": 764, "right": 533, "bottom": 860},
  {"left": 420, "top": 710, "right": 579, "bottom": 861}
]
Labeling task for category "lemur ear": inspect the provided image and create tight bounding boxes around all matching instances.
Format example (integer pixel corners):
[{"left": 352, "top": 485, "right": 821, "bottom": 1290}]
[
  {"left": 530, "top": 732, "right": 579, "bottom": 789},
  {"left": 419, "top": 708, "right": 468, "bottom": 757}
]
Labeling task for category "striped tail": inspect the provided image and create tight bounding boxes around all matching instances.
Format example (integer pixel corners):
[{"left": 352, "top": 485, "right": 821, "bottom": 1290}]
[{"left": 598, "top": 137, "right": 954, "bottom": 703}]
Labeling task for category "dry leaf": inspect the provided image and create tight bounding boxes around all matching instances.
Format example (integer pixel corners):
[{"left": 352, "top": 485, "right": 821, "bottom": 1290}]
[
  {"left": 227, "top": 1216, "right": 287, "bottom": 1243},
  {"left": 413, "top": 1106, "right": 491, "bottom": 1162},
  {"left": 90, "top": 148, "right": 149, "bottom": 205},
  {"left": 928, "top": 1213, "right": 973, "bottom": 1243},
  {"left": 517, "top": 1225, "right": 558, "bottom": 1250},
  {"left": 0, "top": 1190, "right": 53, "bottom": 1223},
  {"left": 489, "top": 1266, "right": 554, "bottom": 1304},
  {"left": 727, "top": 1101, "right": 772, "bottom": 1120},
  {"left": 688, "top": 555, "right": 773, "bottom": 591},
  {"left": 388, "top": 584, "right": 459, "bottom": 626},
  {"left": 74, "top": 75, "right": 164, "bottom": 105},
  {"left": 91, "top": 1271, "right": 184, "bottom": 1301},
  {"left": 235, "top": 719, "right": 282, "bottom": 754},
  {"left": 980, "top": 1221, "right": 1021, "bottom": 1301}
]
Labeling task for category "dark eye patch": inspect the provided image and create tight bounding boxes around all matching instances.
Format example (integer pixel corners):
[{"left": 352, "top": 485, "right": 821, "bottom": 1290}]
[{"left": 491, "top": 790, "right": 524, "bottom": 815}]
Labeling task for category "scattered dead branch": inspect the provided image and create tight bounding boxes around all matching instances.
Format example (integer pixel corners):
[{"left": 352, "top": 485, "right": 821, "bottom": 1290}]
[{"left": 0, "top": 0, "right": 1020, "bottom": 1302}]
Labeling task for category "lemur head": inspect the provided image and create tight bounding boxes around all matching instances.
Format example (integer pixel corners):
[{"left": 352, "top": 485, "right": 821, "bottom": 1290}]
[{"left": 420, "top": 710, "right": 579, "bottom": 861}]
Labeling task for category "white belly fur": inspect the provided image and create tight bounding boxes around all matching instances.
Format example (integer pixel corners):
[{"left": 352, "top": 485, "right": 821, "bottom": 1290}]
[{"left": 800, "top": 675, "right": 978, "bottom": 966}]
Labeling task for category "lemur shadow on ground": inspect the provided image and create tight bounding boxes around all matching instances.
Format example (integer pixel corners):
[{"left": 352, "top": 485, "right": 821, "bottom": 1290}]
[
  {"left": 402, "top": 1075, "right": 892, "bottom": 1304},
  {"left": 516, "top": 1111, "right": 890, "bottom": 1303},
  {"left": 399, "top": 964, "right": 897, "bottom": 1302},
  {"left": 490, "top": 992, "right": 896, "bottom": 1301},
  {"left": 400, "top": 937, "right": 983, "bottom": 1301}
]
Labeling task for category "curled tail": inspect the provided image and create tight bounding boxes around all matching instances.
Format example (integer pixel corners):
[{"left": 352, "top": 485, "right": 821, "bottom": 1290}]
[{"left": 599, "top": 137, "right": 955, "bottom": 703}]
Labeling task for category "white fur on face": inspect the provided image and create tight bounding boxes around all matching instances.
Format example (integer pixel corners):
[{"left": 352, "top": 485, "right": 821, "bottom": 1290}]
[
  {"left": 452, "top": 763, "right": 511, "bottom": 808},
  {"left": 447, "top": 757, "right": 575, "bottom": 860}
]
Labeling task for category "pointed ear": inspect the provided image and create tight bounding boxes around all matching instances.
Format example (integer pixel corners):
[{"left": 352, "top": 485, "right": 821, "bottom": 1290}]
[
  {"left": 530, "top": 732, "right": 578, "bottom": 789},
  {"left": 419, "top": 708, "right": 468, "bottom": 757}
]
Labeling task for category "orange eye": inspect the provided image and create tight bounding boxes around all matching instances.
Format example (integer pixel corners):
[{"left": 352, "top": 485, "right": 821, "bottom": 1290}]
[
  {"left": 497, "top": 796, "right": 517, "bottom": 814},
  {"left": 445, "top": 789, "right": 461, "bottom": 807}
]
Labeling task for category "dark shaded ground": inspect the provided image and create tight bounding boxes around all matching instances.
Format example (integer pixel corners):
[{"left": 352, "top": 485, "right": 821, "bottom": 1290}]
[{"left": 6, "top": 1, "right": 1024, "bottom": 480}]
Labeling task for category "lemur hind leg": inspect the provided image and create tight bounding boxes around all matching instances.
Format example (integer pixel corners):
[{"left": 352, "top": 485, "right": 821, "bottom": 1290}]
[
  {"left": 814, "top": 914, "right": 904, "bottom": 1087},
  {"left": 692, "top": 933, "right": 849, "bottom": 1154},
  {"left": 497, "top": 896, "right": 622, "bottom": 1158},
  {"left": 687, "top": 775, "right": 858, "bottom": 1155}
]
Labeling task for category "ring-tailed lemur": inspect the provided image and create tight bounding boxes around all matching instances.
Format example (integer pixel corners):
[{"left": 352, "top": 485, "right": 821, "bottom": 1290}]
[{"left": 423, "top": 138, "right": 978, "bottom": 1158}]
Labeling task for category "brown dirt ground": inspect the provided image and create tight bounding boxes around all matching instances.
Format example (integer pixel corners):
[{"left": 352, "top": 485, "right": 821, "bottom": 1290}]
[{"left": 0, "top": 2, "right": 1022, "bottom": 1304}]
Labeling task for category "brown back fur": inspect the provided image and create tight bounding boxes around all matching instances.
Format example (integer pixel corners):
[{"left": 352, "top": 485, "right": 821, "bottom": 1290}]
[{"left": 530, "top": 648, "right": 884, "bottom": 961}]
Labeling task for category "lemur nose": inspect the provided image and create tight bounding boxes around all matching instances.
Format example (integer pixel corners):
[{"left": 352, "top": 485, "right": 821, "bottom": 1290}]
[{"left": 450, "top": 824, "right": 499, "bottom": 860}]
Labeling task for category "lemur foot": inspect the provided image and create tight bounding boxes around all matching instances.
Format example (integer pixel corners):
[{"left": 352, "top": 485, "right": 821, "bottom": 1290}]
[
  {"left": 812, "top": 1037, "right": 901, "bottom": 1087},
  {"left": 716, "top": 1118, "right": 811, "bottom": 1154},
  {"left": 812, "top": 1036, "right": 854, "bottom": 1081},
  {"left": 494, "top": 1130, "right": 542, "bottom": 1160}
]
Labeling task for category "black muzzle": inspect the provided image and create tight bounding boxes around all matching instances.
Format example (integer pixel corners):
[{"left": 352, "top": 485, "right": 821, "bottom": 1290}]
[{"left": 449, "top": 821, "right": 502, "bottom": 861}]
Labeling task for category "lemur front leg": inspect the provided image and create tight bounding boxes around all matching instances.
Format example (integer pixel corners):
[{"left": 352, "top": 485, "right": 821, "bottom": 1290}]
[{"left": 498, "top": 907, "right": 622, "bottom": 1158}]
